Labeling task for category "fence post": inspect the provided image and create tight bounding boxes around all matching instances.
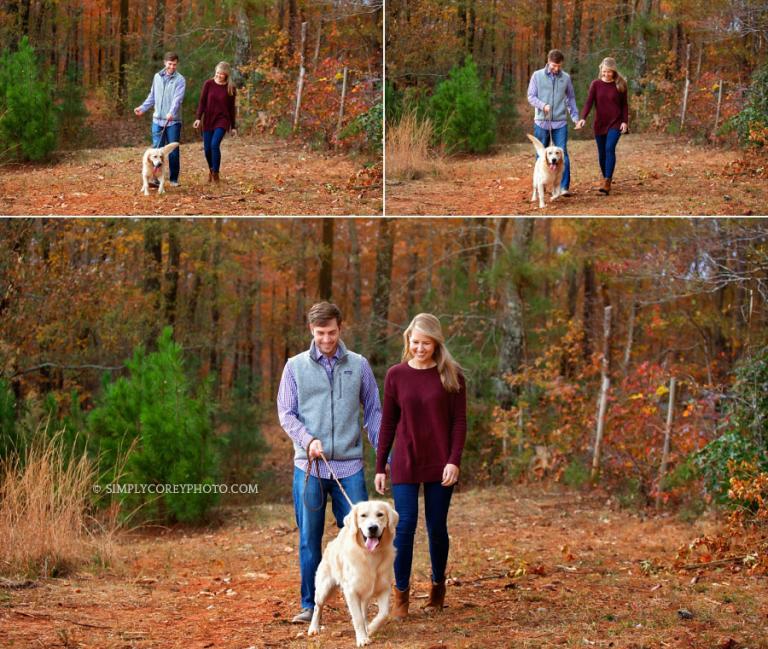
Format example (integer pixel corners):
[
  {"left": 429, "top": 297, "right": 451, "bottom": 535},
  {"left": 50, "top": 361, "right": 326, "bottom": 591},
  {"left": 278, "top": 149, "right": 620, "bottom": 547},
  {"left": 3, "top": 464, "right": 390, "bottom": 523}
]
[
  {"left": 335, "top": 65, "right": 349, "bottom": 147},
  {"left": 591, "top": 305, "right": 612, "bottom": 482},
  {"left": 713, "top": 79, "right": 723, "bottom": 136},
  {"left": 655, "top": 377, "right": 677, "bottom": 509},
  {"left": 293, "top": 21, "right": 308, "bottom": 132}
]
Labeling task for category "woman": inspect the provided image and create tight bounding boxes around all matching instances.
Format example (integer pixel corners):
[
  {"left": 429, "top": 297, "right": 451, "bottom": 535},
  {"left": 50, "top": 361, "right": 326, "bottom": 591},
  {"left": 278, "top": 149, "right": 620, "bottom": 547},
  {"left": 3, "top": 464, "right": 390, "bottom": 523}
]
[
  {"left": 577, "top": 57, "right": 629, "bottom": 195},
  {"left": 193, "top": 61, "right": 237, "bottom": 183},
  {"left": 374, "top": 313, "right": 467, "bottom": 619}
]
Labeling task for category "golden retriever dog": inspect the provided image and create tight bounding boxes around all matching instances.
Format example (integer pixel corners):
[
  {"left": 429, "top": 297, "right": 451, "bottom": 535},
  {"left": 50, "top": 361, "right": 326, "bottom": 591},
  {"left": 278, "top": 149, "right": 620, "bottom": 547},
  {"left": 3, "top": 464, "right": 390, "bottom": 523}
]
[
  {"left": 308, "top": 500, "right": 398, "bottom": 647},
  {"left": 141, "top": 141, "right": 180, "bottom": 196},
  {"left": 527, "top": 133, "right": 564, "bottom": 209}
]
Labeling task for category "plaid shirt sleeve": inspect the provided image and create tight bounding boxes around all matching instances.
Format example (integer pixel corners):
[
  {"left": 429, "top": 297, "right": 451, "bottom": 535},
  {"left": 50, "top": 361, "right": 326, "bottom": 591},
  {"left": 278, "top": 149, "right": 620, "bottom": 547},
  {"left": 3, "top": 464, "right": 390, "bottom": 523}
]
[
  {"left": 566, "top": 77, "right": 580, "bottom": 123},
  {"left": 277, "top": 363, "right": 314, "bottom": 451},
  {"left": 360, "top": 358, "right": 382, "bottom": 450}
]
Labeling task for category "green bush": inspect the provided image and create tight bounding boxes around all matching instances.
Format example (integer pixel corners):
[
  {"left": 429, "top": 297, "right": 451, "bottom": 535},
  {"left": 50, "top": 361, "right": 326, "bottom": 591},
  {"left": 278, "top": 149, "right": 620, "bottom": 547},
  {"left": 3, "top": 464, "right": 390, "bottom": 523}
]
[
  {"left": 428, "top": 56, "right": 496, "bottom": 153},
  {"left": 694, "top": 346, "right": 768, "bottom": 503},
  {"left": 56, "top": 64, "right": 89, "bottom": 148},
  {"left": 728, "top": 63, "right": 768, "bottom": 147},
  {"left": 88, "top": 327, "right": 219, "bottom": 523},
  {"left": 0, "top": 37, "right": 58, "bottom": 161},
  {"left": 0, "top": 379, "right": 19, "bottom": 462},
  {"left": 220, "top": 372, "right": 268, "bottom": 485}
]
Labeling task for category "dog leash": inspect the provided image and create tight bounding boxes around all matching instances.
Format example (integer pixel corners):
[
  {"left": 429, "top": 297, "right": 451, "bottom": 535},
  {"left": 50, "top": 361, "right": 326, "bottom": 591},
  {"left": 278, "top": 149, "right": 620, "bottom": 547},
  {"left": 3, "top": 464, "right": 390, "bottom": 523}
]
[{"left": 303, "top": 451, "right": 355, "bottom": 512}]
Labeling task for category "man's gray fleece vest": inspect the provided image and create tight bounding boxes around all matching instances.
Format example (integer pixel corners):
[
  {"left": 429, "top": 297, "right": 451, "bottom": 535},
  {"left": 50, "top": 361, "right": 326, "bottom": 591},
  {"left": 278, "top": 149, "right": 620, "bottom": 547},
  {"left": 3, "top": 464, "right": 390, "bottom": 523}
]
[
  {"left": 152, "top": 71, "right": 184, "bottom": 122},
  {"left": 288, "top": 340, "right": 364, "bottom": 461},
  {"left": 533, "top": 68, "right": 571, "bottom": 123}
]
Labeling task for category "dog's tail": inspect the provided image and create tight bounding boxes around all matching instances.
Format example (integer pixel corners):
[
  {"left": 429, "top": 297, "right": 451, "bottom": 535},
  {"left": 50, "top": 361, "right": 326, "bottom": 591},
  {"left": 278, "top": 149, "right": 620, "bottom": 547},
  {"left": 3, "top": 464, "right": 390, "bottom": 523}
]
[
  {"left": 526, "top": 133, "right": 545, "bottom": 153},
  {"left": 161, "top": 141, "right": 180, "bottom": 155}
]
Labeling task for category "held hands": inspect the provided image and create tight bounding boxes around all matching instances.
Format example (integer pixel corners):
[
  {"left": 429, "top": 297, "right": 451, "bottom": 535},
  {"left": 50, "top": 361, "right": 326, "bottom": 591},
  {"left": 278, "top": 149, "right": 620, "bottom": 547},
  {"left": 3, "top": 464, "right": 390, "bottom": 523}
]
[
  {"left": 575, "top": 119, "right": 586, "bottom": 130},
  {"left": 442, "top": 463, "right": 460, "bottom": 487},
  {"left": 308, "top": 439, "right": 324, "bottom": 459},
  {"left": 620, "top": 122, "right": 628, "bottom": 134}
]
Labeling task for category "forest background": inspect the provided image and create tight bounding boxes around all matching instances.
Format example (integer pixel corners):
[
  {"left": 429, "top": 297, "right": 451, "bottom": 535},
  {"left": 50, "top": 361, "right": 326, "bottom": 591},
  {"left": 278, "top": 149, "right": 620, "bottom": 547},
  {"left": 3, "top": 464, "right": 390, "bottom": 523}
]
[
  {"left": 0, "top": 0, "right": 383, "bottom": 162},
  {"left": 386, "top": 0, "right": 768, "bottom": 159},
  {"left": 2, "top": 217, "right": 768, "bottom": 525}
]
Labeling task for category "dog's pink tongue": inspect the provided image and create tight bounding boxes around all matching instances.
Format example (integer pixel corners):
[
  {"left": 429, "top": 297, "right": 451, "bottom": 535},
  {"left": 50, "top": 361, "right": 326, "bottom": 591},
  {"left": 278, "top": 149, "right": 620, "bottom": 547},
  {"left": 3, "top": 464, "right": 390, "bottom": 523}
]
[
  {"left": 549, "top": 163, "right": 557, "bottom": 171},
  {"left": 153, "top": 167, "right": 162, "bottom": 177},
  {"left": 365, "top": 537, "right": 380, "bottom": 552}
]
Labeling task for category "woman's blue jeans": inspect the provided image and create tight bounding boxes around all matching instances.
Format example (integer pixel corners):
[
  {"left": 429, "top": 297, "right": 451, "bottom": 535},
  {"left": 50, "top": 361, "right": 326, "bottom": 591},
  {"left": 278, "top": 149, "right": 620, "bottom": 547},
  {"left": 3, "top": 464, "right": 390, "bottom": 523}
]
[
  {"left": 203, "top": 127, "right": 227, "bottom": 172},
  {"left": 595, "top": 128, "right": 622, "bottom": 179},
  {"left": 391, "top": 481, "right": 454, "bottom": 591},
  {"left": 291, "top": 466, "right": 368, "bottom": 610}
]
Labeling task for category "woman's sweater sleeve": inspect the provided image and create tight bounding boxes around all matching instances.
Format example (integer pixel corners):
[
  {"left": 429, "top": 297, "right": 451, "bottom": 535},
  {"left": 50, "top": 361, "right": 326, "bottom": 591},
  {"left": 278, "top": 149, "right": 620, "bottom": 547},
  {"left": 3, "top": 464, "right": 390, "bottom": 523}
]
[
  {"left": 376, "top": 369, "right": 399, "bottom": 473},
  {"left": 580, "top": 80, "right": 596, "bottom": 121},
  {"left": 448, "top": 374, "right": 467, "bottom": 466},
  {"left": 196, "top": 80, "right": 209, "bottom": 120}
]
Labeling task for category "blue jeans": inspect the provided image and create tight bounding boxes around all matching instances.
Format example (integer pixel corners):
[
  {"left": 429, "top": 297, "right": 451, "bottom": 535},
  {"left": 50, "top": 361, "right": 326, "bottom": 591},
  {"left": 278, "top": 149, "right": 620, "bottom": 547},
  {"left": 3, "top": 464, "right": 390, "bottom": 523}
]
[
  {"left": 292, "top": 466, "right": 368, "bottom": 610},
  {"left": 203, "top": 127, "right": 227, "bottom": 172},
  {"left": 533, "top": 123, "right": 570, "bottom": 190},
  {"left": 391, "top": 482, "right": 454, "bottom": 591},
  {"left": 595, "top": 128, "right": 622, "bottom": 179},
  {"left": 151, "top": 121, "right": 181, "bottom": 182}
]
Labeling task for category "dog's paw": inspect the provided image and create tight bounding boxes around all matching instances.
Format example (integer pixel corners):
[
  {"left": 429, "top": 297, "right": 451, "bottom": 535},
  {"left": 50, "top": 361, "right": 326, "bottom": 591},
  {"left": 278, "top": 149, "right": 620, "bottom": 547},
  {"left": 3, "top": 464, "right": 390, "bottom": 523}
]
[
  {"left": 355, "top": 636, "right": 371, "bottom": 647},
  {"left": 307, "top": 625, "right": 320, "bottom": 637}
]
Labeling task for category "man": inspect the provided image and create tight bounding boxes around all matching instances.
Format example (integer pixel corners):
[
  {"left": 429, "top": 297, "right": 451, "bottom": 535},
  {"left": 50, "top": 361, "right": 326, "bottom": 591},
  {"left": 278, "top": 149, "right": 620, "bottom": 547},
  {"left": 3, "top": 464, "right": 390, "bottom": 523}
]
[
  {"left": 277, "top": 301, "right": 382, "bottom": 624},
  {"left": 527, "top": 49, "right": 584, "bottom": 196},
  {"left": 134, "top": 52, "right": 186, "bottom": 187}
]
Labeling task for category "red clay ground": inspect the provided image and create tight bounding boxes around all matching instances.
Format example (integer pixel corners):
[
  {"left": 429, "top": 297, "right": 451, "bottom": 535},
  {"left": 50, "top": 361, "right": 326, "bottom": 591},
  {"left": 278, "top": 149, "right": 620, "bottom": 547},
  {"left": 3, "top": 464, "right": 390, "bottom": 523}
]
[
  {"left": 385, "top": 135, "right": 768, "bottom": 216},
  {"left": 0, "top": 136, "right": 381, "bottom": 216},
  {"left": 3, "top": 479, "right": 767, "bottom": 648}
]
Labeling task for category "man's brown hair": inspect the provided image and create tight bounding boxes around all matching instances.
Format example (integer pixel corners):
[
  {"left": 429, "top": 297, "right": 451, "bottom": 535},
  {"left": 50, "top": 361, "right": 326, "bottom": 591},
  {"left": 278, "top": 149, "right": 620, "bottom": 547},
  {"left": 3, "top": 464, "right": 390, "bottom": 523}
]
[
  {"left": 308, "top": 302, "right": 342, "bottom": 327},
  {"left": 164, "top": 52, "right": 179, "bottom": 62},
  {"left": 547, "top": 49, "right": 565, "bottom": 63}
]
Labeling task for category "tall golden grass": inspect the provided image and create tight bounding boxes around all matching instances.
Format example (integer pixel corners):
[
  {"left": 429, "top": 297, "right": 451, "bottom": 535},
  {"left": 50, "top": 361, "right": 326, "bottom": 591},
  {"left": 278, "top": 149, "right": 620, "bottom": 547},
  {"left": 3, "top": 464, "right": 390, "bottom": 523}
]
[
  {"left": 386, "top": 111, "right": 445, "bottom": 180},
  {"left": 0, "top": 431, "right": 116, "bottom": 578}
]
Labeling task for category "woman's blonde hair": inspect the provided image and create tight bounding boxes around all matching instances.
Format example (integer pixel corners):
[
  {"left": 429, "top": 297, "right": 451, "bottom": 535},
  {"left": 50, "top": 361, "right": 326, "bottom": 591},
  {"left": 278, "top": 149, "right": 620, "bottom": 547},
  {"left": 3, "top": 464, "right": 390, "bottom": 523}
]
[
  {"left": 215, "top": 61, "right": 236, "bottom": 96},
  {"left": 402, "top": 313, "right": 463, "bottom": 393},
  {"left": 599, "top": 57, "right": 627, "bottom": 94}
]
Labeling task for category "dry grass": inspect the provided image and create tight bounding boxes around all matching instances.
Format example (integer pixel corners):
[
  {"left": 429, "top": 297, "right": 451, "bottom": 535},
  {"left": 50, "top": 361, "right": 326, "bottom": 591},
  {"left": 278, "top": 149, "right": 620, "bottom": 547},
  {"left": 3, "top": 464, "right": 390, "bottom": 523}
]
[
  {"left": 386, "top": 112, "right": 445, "bottom": 181},
  {"left": 0, "top": 431, "right": 116, "bottom": 578}
]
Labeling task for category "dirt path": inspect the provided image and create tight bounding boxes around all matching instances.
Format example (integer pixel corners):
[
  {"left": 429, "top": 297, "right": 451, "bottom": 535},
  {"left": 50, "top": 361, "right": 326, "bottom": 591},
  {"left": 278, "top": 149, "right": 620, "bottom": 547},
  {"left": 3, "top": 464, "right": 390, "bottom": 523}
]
[
  {"left": 0, "top": 137, "right": 381, "bottom": 216},
  {"left": 3, "top": 482, "right": 766, "bottom": 648},
  {"left": 385, "top": 135, "right": 767, "bottom": 216}
]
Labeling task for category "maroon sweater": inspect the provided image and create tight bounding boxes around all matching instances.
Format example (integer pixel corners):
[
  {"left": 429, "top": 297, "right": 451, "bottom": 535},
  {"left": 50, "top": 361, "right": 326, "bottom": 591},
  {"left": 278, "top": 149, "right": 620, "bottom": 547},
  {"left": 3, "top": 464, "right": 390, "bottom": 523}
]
[
  {"left": 196, "top": 79, "right": 237, "bottom": 131},
  {"left": 580, "top": 79, "right": 629, "bottom": 135},
  {"left": 376, "top": 362, "right": 467, "bottom": 484}
]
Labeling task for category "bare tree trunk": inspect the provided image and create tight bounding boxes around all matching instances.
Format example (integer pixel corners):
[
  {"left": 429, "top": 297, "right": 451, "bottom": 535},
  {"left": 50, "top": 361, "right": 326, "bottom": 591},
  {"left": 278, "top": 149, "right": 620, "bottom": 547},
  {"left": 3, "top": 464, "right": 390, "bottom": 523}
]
[
  {"left": 591, "top": 306, "right": 612, "bottom": 481},
  {"left": 233, "top": 2, "right": 251, "bottom": 87},
  {"left": 495, "top": 218, "right": 534, "bottom": 409},
  {"left": 318, "top": 218, "right": 334, "bottom": 300},
  {"left": 209, "top": 220, "right": 223, "bottom": 399},
  {"left": 655, "top": 377, "right": 677, "bottom": 508},
  {"left": 348, "top": 220, "right": 362, "bottom": 343},
  {"left": 680, "top": 42, "right": 691, "bottom": 130},
  {"left": 153, "top": 0, "right": 166, "bottom": 66},
  {"left": 142, "top": 220, "right": 163, "bottom": 349},
  {"left": 293, "top": 21, "right": 308, "bottom": 131},
  {"left": 622, "top": 298, "right": 639, "bottom": 375},
  {"left": 369, "top": 218, "right": 395, "bottom": 368},
  {"left": 116, "top": 0, "right": 128, "bottom": 113},
  {"left": 583, "top": 260, "right": 597, "bottom": 360},
  {"left": 163, "top": 219, "right": 181, "bottom": 333}
]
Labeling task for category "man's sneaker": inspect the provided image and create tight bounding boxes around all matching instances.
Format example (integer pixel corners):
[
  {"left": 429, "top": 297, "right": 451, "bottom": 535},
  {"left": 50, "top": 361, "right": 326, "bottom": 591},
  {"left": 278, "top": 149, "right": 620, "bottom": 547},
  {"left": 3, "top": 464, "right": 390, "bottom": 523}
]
[
  {"left": 149, "top": 179, "right": 160, "bottom": 188},
  {"left": 291, "top": 608, "right": 313, "bottom": 623},
  {"left": 561, "top": 189, "right": 572, "bottom": 197},
  {"left": 169, "top": 181, "right": 180, "bottom": 187}
]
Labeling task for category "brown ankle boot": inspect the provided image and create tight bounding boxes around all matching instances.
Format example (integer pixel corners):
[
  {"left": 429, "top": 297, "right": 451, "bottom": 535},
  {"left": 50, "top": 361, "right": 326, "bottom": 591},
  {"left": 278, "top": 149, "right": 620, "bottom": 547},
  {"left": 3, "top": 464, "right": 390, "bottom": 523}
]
[
  {"left": 208, "top": 170, "right": 213, "bottom": 183},
  {"left": 391, "top": 586, "right": 409, "bottom": 619},
  {"left": 423, "top": 580, "right": 446, "bottom": 611},
  {"left": 604, "top": 178, "right": 612, "bottom": 195},
  {"left": 598, "top": 177, "right": 609, "bottom": 194},
  {"left": 212, "top": 171, "right": 220, "bottom": 183}
]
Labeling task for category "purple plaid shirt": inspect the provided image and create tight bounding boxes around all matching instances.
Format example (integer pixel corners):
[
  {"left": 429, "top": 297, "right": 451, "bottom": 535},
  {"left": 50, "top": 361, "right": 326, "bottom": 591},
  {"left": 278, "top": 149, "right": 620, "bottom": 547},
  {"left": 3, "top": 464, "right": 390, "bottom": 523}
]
[
  {"left": 277, "top": 344, "right": 381, "bottom": 479},
  {"left": 527, "top": 65, "right": 580, "bottom": 129}
]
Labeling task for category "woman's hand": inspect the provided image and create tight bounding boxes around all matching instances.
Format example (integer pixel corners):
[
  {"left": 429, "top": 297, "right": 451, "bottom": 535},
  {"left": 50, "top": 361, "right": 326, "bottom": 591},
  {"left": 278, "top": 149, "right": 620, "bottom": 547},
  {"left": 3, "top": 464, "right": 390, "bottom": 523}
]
[
  {"left": 575, "top": 119, "right": 586, "bottom": 130},
  {"left": 231, "top": 128, "right": 238, "bottom": 137},
  {"left": 374, "top": 472, "right": 387, "bottom": 495},
  {"left": 442, "top": 463, "right": 460, "bottom": 487},
  {"left": 193, "top": 119, "right": 201, "bottom": 130},
  {"left": 620, "top": 122, "right": 628, "bottom": 133}
]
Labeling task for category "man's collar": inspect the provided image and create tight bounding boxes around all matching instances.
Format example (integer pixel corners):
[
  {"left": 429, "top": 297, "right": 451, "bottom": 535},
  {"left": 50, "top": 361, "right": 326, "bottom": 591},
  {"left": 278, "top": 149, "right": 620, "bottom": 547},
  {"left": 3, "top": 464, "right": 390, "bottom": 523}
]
[
  {"left": 309, "top": 339, "right": 347, "bottom": 362},
  {"left": 546, "top": 65, "right": 562, "bottom": 77}
]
